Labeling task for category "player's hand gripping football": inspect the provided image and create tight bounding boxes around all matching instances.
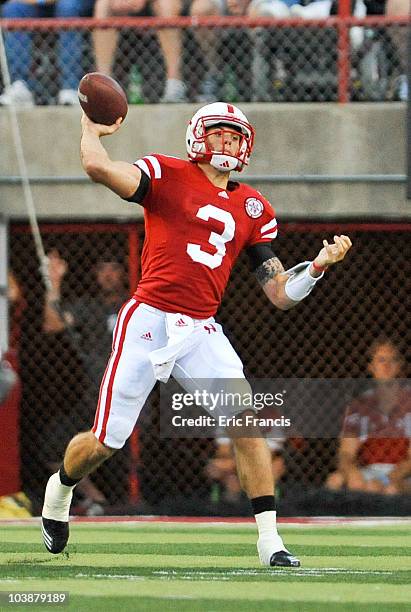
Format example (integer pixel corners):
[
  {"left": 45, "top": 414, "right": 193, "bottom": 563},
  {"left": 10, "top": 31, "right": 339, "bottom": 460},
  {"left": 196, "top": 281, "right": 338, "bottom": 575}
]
[
  {"left": 81, "top": 112, "right": 123, "bottom": 138},
  {"left": 313, "top": 235, "right": 352, "bottom": 268}
]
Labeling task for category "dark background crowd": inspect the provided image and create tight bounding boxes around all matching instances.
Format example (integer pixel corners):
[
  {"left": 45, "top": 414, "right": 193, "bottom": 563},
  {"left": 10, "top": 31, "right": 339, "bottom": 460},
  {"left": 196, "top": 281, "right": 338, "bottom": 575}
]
[
  {"left": 3, "top": 223, "right": 410, "bottom": 517},
  {"left": 0, "top": 0, "right": 408, "bottom": 105}
]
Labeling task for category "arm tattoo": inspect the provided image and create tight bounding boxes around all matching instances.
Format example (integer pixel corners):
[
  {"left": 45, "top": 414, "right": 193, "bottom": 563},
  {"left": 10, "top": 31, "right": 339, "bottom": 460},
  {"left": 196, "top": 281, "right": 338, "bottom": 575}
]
[{"left": 254, "top": 257, "right": 285, "bottom": 287}]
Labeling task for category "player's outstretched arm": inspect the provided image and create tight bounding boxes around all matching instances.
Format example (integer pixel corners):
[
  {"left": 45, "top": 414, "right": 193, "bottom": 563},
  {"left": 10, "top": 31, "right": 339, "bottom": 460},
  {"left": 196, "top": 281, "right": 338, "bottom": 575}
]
[
  {"left": 255, "top": 235, "right": 352, "bottom": 310},
  {"left": 80, "top": 112, "right": 142, "bottom": 199}
]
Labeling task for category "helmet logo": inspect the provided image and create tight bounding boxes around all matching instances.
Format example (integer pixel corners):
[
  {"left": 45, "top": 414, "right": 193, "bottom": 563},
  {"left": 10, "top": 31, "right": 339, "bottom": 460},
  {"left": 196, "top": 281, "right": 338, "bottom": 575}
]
[{"left": 245, "top": 197, "right": 264, "bottom": 218}]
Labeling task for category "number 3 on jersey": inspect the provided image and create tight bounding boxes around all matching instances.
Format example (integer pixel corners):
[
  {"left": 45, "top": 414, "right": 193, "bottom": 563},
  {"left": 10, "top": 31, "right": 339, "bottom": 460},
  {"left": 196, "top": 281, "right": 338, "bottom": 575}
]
[{"left": 186, "top": 205, "right": 235, "bottom": 270}]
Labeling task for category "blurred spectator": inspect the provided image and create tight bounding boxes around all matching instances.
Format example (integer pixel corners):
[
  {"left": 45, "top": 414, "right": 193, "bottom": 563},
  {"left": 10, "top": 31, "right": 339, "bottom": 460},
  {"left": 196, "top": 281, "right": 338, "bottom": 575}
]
[
  {"left": 6, "top": 271, "right": 26, "bottom": 360},
  {"left": 206, "top": 406, "right": 296, "bottom": 503},
  {"left": 384, "top": 0, "right": 409, "bottom": 100},
  {"left": 0, "top": 357, "right": 17, "bottom": 404},
  {"left": 333, "top": 0, "right": 409, "bottom": 100},
  {"left": 207, "top": 436, "right": 286, "bottom": 502},
  {"left": 93, "top": 0, "right": 189, "bottom": 102},
  {"left": 190, "top": 0, "right": 253, "bottom": 101},
  {"left": 0, "top": 0, "right": 95, "bottom": 106},
  {"left": 41, "top": 250, "right": 130, "bottom": 512},
  {"left": 190, "top": 0, "right": 309, "bottom": 102},
  {"left": 0, "top": 272, "right": 25, "bottom": 405},
  {"left": 290, "top": 0, "right": 332, "bottom": 18},
  {"left": 326, "top": 338, "right": 411, "bottom": 495},
  {"left": 258, "top": 0, "right": 408, "bottom": 102},
  {"left": 343, "top": 0, "right": 410, "bottom": 101},
  {"left": 253, "top": 1, "right": 336, "bottom": 101},
  {"left": 43, "top": 250, "right": 128, "bottom": 394}
]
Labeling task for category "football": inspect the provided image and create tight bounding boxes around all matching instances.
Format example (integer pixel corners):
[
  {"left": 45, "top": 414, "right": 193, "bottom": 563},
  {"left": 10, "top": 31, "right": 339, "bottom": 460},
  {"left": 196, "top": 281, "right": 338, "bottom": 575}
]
[{"left": 78, "top": 72, "right": 128, "bottom": 126}]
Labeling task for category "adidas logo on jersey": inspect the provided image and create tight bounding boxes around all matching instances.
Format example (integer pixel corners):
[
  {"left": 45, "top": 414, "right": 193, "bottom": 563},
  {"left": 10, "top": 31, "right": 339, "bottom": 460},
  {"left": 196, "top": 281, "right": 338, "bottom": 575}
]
[
  {"left": 141, "top": 331, "right": 153, "bottom": 341},
  {"left": 175, "top": 318, "right": 188, "bottom": 327},
  {"left": 218, "top": 191, "right": 229, "bottom": 199}
]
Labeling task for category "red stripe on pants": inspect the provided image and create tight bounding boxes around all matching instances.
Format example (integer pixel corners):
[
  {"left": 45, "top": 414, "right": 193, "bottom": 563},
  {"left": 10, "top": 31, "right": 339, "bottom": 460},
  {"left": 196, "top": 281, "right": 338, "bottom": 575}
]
[
  {"left": 94, "top": 300, "right": 139, "bottom": 444},
  {"left": 92, "top": 300, "right": 130, "bottom": 435}
]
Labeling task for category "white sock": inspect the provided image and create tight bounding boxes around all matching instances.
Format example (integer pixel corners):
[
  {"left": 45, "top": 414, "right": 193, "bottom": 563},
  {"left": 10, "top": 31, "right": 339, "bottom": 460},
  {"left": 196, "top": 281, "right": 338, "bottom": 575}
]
[
  {"left": 42, "top": 472, "right": 75, "bottom": 522},
  {"left": 255, "top": 509, "right": 279, "bottom": 538},
  {"left": 255, "top": 510, "right": 288, "bottom": 565}
]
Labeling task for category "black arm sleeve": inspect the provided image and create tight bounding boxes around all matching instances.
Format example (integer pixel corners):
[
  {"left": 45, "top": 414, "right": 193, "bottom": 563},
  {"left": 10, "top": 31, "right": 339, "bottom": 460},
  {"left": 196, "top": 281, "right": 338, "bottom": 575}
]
[
  {"left": 246, "top": 243, "right": 277, "bottom": 271},
  {"left": 123, "top": 171, "right": 151, "bottom": 204}
]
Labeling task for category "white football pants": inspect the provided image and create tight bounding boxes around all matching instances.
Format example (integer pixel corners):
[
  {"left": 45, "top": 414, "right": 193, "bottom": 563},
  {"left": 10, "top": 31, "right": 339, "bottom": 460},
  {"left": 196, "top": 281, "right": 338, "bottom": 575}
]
[{"left": 92, "top": 300, "right": 248, "bottom": 448}]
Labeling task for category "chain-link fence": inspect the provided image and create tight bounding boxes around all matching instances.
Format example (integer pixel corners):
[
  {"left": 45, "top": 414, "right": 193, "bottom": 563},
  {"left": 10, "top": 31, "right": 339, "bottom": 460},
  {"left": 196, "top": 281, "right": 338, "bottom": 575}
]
[
  {"left": 0, "top": 15, "right": 408, "bottom": 105},
  {"left": 8, "top": 222, "right": 410, "bottom": 514}
]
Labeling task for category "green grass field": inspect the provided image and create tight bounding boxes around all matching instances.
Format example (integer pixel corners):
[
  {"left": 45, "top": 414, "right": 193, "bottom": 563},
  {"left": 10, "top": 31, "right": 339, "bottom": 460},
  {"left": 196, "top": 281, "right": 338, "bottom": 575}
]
[{"left": 1, "top": 519, "right": 410, "bottom": 611}]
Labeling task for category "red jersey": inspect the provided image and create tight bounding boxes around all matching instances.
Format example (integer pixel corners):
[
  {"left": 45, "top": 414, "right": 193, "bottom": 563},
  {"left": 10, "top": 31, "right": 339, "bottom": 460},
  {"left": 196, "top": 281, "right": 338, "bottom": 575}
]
[
  {"left": 342, "top": 386, "right": 411, "bottom": 465},
  {"left": 133, "top": 155, "right": 277, "bottom": 318}
]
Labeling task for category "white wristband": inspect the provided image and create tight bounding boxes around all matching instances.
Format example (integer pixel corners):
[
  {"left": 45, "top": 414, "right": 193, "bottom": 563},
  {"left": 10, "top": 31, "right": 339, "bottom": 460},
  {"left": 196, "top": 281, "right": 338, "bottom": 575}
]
[{"left": 284, "top": 261, "right": 324, "bottom": 302}]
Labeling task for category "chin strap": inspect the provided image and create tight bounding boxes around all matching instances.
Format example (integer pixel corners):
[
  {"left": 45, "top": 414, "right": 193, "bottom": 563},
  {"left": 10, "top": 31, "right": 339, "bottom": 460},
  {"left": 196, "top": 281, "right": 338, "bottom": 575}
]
[{"left": 210, "top": 154, "right": 240, "bottom": 172}]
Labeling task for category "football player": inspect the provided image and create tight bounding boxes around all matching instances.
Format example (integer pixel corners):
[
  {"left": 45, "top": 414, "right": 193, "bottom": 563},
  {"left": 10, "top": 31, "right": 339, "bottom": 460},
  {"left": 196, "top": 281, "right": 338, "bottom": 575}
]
[{"left": 42, "top": 102, "right": 351, "bottom": 567}]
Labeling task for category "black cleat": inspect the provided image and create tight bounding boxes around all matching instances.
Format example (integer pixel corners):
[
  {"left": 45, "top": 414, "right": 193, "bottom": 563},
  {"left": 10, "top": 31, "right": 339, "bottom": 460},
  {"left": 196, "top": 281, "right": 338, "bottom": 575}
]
[
  {"left": 41, "top": 517, "right": 69, "bottom": 554},
  {"left": 270, "top": 550, "right": 301, "bottom": 567}
]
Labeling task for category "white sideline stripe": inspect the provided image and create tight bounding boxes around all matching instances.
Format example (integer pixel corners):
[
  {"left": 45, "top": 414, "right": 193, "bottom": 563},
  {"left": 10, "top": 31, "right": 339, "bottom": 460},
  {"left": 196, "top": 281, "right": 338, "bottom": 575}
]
[
  {"left": 145, "top": 155, "right": 162, "bottom": 178},
  {"left": 94, "top": 299, "right": 137, "bottom": 437},
  {"left": 135, "top": 159, "right": 150, "bottom": 178},
  {"left": 261, "top": 230, "right": 278, "bottom": 240},
  {"left": 3, "top": 515, "right": 411, "bottom": 527},
  {"left": 260, "top": 218, "right": 277, "bottom": 234}
]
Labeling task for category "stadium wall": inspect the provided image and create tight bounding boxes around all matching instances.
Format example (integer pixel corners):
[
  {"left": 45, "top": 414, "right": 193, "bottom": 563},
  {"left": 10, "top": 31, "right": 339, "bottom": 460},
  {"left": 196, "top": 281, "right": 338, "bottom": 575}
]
[{"left": 1, "top": 103, "right": 409, "bottom": 219}]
